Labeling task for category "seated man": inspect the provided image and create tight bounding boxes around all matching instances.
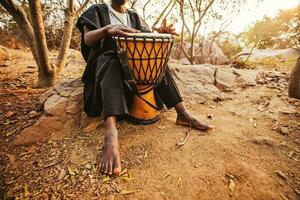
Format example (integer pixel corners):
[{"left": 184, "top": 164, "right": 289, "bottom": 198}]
[{"left": 76, "top": 0, "right": 213, "bottom": 176}]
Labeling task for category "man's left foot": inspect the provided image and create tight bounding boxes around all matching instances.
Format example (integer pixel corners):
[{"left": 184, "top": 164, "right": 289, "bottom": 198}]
[{"left": 176, "top": 111, "right": 213, "bottom": 131}]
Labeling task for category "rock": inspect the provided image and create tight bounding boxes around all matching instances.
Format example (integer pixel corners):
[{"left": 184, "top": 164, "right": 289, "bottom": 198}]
[
  {"left": 67, "top": 49, "right": 84, "bottom": 61},
  {"left": 82, "top": 118, "right": 101, "bottom": 133},
  {"left": 44, "top": 94, "right": 68, "bottom": 118},
  {"left": 172, "top": 65, "right": 221, "bottom": 100},
  {"left": 228, "top": 179, "right": 235, "bottom": 193},
  {"left": 178, "top": 58, "right": 190, "bottom": 65},
  {"left": 278, "top": 126, "right": 289, "bottom": 135},
  {"left": 252, "top": 136, "right": 278, "bottom": 146},
  {"left": 5, "top": 111, "right": 15, "bottom": 118},
  {"left": 0, "top": 45, "right": 13, "bottom": 61},
  {"left": 174, "top": 64, "right": 216, "bottom": 84},
  {"left": 14, "top": 79, "right": 84, "bottom": 145},
  {"left": 6, "top": 154, "right": 17, "bottom": 169},
  {"left": 171, "top": 41, "right": 228, "bottom": 65},
  {"left": 85, "top": 163, "right": 92, "bottom": 170},
  {"left": 233, "top": 69, "right": 259, "bottom": 87},
  {"left": 275, "top": 170, "right": 287, "bottom": 180},
  {"left": 0, "top": 61, "right": 11, "bottom": 67},
  {"left": 215, "top": 68, "right": 236, "bottom": 90},
  {"left": 39, "top": 89, "right": 56, "bottom": 105},
  {"left": 14, "top": 116, "right": 64, "bottom": 145},
  {"left": 29, "top": 110, "right": 39, "bottom": 119},
  {"left": 239, "top": 48, "right": 300, "bottom": 61}
]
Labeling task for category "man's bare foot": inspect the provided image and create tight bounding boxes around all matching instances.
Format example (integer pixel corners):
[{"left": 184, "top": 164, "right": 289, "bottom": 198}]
[
  {"left": 98, "top": 128, "right": 121, "bottom": 176},
  {"left": 176, "top": 111, "right": 213, "bottom": 131}
]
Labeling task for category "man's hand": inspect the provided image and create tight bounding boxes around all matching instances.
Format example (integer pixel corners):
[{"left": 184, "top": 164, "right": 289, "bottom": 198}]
[
  {"left": 152, "top": 18, "right": 179, "bottom": 36},
  {"left": 106, "top": 24, "right": 141, "bottom": 36}
]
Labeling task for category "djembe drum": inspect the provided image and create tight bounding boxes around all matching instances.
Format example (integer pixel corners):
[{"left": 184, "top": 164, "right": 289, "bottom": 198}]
[{"left": 113, "top": 33, "right": 174, "bottom": 124}]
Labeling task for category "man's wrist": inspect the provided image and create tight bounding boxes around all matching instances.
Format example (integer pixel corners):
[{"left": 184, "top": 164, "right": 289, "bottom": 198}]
[{"left": 103, "top": 25, "right": 112, "bottom": 37}]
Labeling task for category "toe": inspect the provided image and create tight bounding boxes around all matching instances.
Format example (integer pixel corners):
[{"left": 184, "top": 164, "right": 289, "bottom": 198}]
[
  {"left": 108, "top": 161, "right": 113, "bottom": 175},
  {"left": 101, "top": 161, "right": 106, "bottom": 173},
  {"left": 104, "top": 163, "right": 108, "bottom": 174},
  {"left": 113, "top": 157, "right": 121, "bottom": 176}
]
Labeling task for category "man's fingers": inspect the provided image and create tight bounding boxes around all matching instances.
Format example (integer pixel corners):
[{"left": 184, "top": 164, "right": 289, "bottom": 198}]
[
  {"left": 116, "top": 30, "right": 126, "bottom": 36},
  {"left": 152, "top": 27, "right": 159, "bottom": 32},
  {"left": 120, "top": 26, "right": 140, "bottom": 33},
  {"left": 162, "top": 18, "right": 167, "bottom": 27}
]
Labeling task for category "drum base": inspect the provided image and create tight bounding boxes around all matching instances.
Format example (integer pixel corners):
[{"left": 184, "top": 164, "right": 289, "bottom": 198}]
[
  {"left": 129, "top": 89, "right": 159, "bottom": 125},
  {"left": 127, "top": 115, "right": 160, "bottom": 125}
]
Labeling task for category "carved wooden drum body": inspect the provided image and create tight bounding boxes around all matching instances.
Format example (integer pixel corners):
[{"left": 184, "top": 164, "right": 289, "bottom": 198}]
[{"left": 114, "top": 33, "right": 174, "bottom": 124}]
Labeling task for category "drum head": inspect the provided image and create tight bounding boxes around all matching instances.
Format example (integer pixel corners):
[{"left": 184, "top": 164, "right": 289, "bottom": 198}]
[{"left": 114, "top": 33, "right": 174, "bottom": 41}]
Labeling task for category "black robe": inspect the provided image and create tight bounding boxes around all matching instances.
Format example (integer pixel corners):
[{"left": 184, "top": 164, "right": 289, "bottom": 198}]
[{"left": 76, "top": 4, "right": 182, "bottom": 118}]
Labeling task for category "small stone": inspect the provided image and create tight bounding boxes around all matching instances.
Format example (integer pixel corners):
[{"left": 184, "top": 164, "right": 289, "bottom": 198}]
[
  {"left": 228, "top": 179, "right": 235, "bottom": 192},
  {"left": 278, "top": 126, "right": 289, "bottom": 135},
  {"left": 85, "top": 163, "right": 92, "bottom": 170},
  {"left": 275, "top": 170, "right": 287, "bottom": 180},
  {"left": 29, "top": 110, "right": 39, "bottom": 119},
  {"left": 252, "top": 136, "right": 276, "bottom": 146},
  {"left": 288, "top": 151, "right": 295, "bottom": 158},
  {"left": 5, "top": 111, "right": 15, "bottom": 118},
  {"left": 82, "top": 120, "right": 100, "bottom": 133}
]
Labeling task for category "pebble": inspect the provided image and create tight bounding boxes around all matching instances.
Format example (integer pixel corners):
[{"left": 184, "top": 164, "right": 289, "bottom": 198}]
[
  {"left": 5, "top": 111, "right": 15, "bottom": 118},
  {"left": 85, "top": 163, "right": 92, "bottom": 170},
  {"left": 229, "top": 179, "right": 235, "bottom": 193},
  {"left": 275, "top": 170, "right": 287, "bottom": 180},
  {"left": 278, "top": 127, "right": 289, "bottom": 135}
]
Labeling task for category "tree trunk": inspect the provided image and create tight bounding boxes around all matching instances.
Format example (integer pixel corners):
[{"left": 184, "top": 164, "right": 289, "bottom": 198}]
[
  {"left": 0, "top": 0, "right": 38, "bottom": 64},
  {"left": 288, "top": 56, "right": 300, "bottom": 99},
  {"left": 55, "top": 11, "right": 76, "bottom": 72},
  {"left": 28, "top": 0, "right": 55, "bottom": 87}
]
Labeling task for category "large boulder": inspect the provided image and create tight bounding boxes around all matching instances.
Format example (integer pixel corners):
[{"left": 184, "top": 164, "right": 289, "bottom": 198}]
[
  {"left": 171, "top": 41, "right": 228, "bottom": 65},
  {"left": 215, "top": 68, "right": 237, "bottom": 90},
  {"left": 172, "top": 64, "right": 221, "bottom": 101},
  {"left": 14, "top": 79, "right": 101, "bottom": 145}
]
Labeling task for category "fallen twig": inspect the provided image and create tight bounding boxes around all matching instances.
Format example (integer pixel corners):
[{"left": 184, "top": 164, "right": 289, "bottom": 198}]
[{"left": 176, "top": 124, "right": 192, "bottom": 146}]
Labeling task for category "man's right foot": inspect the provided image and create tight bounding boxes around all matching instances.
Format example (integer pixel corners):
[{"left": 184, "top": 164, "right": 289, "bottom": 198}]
[{"left": 98, "top": 128, "right": 121, "bottom": 176}]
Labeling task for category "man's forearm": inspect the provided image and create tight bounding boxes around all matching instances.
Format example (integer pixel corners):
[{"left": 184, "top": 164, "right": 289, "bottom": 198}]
[{"left": 84, "top": 25, "right": 111, "bottom": 46}]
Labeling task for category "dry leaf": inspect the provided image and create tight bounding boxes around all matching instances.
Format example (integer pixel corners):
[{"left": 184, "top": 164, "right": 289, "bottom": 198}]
[
  {"left": 119, "top": 168, "right": 128, "bottom": 177},
  {"left": 120, "top": 177, "right": 134, "bottom": 182},
  {"left": 68, "top": 167, "right": 76, "bottom": 176},
  {"left": 120, "top": 190, "right": 134, "bottom": 195},
  {"left": 24, "top": 184, "right": 30, "bottom": 198},
  {"left": 102, "top": 176, "right": 110, "bottom": 183}
]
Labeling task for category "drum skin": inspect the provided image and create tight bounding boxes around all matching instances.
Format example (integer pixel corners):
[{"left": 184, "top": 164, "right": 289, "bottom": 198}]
[{"left": 114, "top": 33, "right": 174, "bottom": 124}]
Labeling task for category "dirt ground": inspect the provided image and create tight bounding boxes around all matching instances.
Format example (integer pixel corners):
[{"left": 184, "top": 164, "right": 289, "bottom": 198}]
[{"left": 0, "top": 49, "right": 299, "bottom": 200}]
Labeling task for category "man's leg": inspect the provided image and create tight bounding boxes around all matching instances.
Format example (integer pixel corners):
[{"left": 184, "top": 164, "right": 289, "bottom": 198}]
[
  {"left": 98, "top": 58, "right": 130, "bottom": 176},
  {"left": 155, "top": 67, "right": 213, "bottom": 131},
  {"left": 99, "top": 116, "right": 121, "bottom": 175}
]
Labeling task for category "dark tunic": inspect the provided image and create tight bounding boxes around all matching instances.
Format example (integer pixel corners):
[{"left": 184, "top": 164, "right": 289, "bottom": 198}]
[{"left": 76, "top": 4, "right": 182, "bottom": 118}]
